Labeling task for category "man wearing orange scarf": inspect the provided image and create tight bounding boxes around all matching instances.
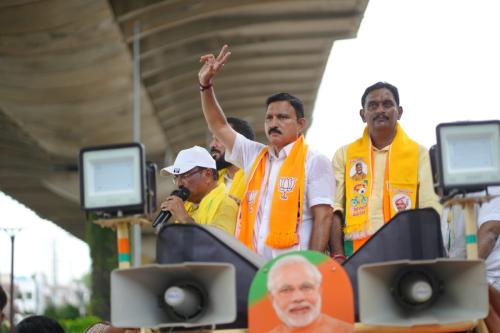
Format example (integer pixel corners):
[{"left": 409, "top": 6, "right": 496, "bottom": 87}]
[
  {"left": 198, "top": 45, "right": 334, "bottom": 260},
  {"left": 329, "top": 82, "right": 441, "bottom": 259}
]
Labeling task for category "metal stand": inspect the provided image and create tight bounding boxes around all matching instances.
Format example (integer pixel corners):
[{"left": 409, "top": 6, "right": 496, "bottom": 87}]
[
  {"left": 1, "top": 227, "right": 21, "bottom": 333},
  {"left": 443, "top": 195, "right": 497, "bottom": 333},
  {"left": 8, "top": 233, "right": 15, "bottom": 333},
  {"left": 444, "top": 195, "right": 497, "bottom": 259},
  {"left": 131, "top": 20, "right": 142, "bottom": 268},
  {"left": 93, "top": 216, "right": 150, "bottom": 269}
]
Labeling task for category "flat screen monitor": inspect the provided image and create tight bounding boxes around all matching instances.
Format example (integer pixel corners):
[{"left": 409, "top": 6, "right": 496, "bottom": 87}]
[
  {"left": 80, "top": 143, "right": 145, "bottom": 212},
  {"left": 436, "top": 120, "right": 500, "bottom": 192}
]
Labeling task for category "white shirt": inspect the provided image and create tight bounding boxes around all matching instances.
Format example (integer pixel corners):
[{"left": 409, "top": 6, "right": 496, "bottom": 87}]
[
  {"left": 478, "top": 187, "right": 500, "bottom": 288},
  {"left": 441, "top": 186, "right": 500, "bottom": 288},
  {"left": 226, "top": 133, "right": 335, "bottom": 259},
  {"left": 224, "top": 173, "right": 234, "bottom": 192}
]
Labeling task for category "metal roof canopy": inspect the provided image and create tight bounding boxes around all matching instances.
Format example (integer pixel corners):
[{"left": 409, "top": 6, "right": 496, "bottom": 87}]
[{"left": 0, "top": 0, "right": 368, "bottom": 240}]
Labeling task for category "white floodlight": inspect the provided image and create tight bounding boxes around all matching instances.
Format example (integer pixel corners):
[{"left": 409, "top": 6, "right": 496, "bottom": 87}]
[
  {"left": 436, "top": 120, "right": 500, "bottom": 193},
  {"left": 79, "top": 143, "right": 145, "bottom": 213}
]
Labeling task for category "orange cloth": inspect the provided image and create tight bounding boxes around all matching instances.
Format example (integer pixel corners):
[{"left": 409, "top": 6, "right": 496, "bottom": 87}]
[{"left": 236, "top": 136, "right": 308, "bottom": 249}]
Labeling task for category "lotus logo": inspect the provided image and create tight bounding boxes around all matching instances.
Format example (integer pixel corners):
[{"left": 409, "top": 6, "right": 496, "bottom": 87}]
[
  {"left": 246, "top": 190, "right": 257, "bottom": 213},
  {"left": 279, "top": 177, "right": 296, "bottom": 200}
]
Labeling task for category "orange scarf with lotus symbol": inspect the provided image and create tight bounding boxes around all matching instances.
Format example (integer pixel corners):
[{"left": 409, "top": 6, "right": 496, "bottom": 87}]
[{"left": 236, "top": 136, "right": 308, "bottom": 250}]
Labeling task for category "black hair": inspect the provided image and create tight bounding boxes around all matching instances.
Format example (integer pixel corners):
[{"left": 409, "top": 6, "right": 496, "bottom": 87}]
[
  {"left": 210, "top": 168, "right": 218, "bottom": 181},
  {"left": 0, "top": 285, "right": 6, "bottom": 311},
  {"left": 361, "top": 82, "right": 400, "bottom": 107},
  {"left": 16, "top": 315, "right": 66, "bottom": 333},
  {"left": 266, "top": 92, "right": 305, "bottom": 119},
  {"left": 227, "top": 117, "right": 255, "bottom": 140}
]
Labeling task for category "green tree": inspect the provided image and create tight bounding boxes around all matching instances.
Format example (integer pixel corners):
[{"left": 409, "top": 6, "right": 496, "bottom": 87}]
[
  {"left": 60, "top": 316, "right": 101, "bottom": 333},
  {"left": 80, "top": 272, "right": 91, "bottom": 289},
  {"left": 43, "top": 303, "right": 80, "bottom": 320},
  {"left": 43, "top": 303, "right": 58, "bottom": 319},
  {"left": 58, "top": 304, "right": 80, "bottom": 320},
  {"left": 86, "top": 217, "right": 117, "bottom": 320}
]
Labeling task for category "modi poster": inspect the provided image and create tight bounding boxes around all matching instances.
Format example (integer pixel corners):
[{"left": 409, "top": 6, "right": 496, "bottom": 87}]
[{"left": 248, "top": 251, "right": 355, "bottom": 333}]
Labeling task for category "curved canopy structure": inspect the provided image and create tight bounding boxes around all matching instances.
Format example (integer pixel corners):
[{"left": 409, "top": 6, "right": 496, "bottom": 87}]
[{"left": 0, "top": 0, "right": 368, "bottom": 240}]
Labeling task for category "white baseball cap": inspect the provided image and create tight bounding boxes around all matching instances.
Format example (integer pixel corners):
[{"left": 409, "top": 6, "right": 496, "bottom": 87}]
[{"left": 161, "top": 146, "right": 216, "bottom": 176}]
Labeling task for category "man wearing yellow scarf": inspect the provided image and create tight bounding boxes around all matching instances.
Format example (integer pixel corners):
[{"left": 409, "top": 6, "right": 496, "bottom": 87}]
[
  {"left": 159, "top": 146, "right": 238, "bottom": 235},
  {"left": 329, "top": 82, "right": 442, "bottom": 259},
  {"left": 209, "top": 117, "right": 255, "bottom": 203},
  {"left": 198, "top": 45, "right": 335, "bottom": 260}
]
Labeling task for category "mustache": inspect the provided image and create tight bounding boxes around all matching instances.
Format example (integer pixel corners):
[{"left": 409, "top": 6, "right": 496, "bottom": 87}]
[
  {"left": 210, "top": 147, "right": 222, "bottom": 155},
  {"left": 268, "top": 127, "right": 282, "bottom": 135},
  {"left": 374, "top": 114, "right": 389, "bottom": 120},
  {"left": 287, "top": 303, "right": 312, "bottom": 312}
]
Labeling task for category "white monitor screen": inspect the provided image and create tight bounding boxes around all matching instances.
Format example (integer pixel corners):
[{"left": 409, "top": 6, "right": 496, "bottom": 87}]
[
  {"left": 93, "top": 157, "right": 135, "bottom": 193},
  {"left": 439, "top": 122, "right": 500, "bottom": 189},
  {"left": 80, "top": 144, "right": 144, "bottom": 211}
]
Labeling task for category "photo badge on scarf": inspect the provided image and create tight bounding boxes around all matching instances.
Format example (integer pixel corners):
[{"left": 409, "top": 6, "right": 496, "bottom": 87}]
[{"left": 348, "top": 158, "right": 369, "bottom": 217}]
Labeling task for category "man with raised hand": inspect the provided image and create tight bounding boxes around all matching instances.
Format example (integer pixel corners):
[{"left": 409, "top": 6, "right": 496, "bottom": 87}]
[
  {"left": 329, "top": 82, "right": 441, "bottom": 260},
  {"left": 209, "top": 116, "right": 255, "bottom": 204},
  {"left": 198, "top": 45, "right": 334, "bottom": 260}
]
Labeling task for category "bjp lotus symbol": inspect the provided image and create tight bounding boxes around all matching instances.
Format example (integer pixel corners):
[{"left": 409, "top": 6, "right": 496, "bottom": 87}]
[{"left": 279, "top": 177, "right": 296, "bottom": 200}]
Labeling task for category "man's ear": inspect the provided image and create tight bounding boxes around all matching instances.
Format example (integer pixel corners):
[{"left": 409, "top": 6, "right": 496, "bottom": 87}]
[
  {"left": 397, "top": 106, "right": 403, "bottom": 120},
  {"left": 268, "top": 291, "right": 275, "bottom": 303},
  {"left": 297, "top": 118, "right": 306, "bottom": 134},
  {"left": 360, "top": 109, "right": 367, "bottom": 123},
  {"left": 206, "top": 169, "right": 217, "bottom": 183}
]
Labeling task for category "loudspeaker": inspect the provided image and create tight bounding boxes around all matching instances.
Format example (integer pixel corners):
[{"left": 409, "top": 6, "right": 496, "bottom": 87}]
[
  {"left": 111, "top": 262, "right": 236, "bottom": 329},
  {"left": 156, "top": 224, "right": 265, "bottom": 329},
  {"left": 358, "top": 259, "right": 488, "bottom": 327},
  {"left": 343, "top": 208, "right": 445, "bottom": 319}
]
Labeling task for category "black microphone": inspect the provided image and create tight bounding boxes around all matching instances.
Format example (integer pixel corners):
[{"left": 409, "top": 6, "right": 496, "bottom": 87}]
[{"left": 152, "top": 186, "right": 191, "bottom": 228}]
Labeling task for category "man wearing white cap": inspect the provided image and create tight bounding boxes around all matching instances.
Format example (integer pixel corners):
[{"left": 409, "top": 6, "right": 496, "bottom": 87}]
[{"left": 159, "top": 146, "right": 238, "bottom": 234}]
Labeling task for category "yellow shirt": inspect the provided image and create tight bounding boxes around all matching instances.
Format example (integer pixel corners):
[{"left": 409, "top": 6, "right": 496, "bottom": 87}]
[
  {"left": 218, "top": 168, "right": 246, "bottom": 201},
  {"left": 332, "top": 143, "right": 442, "bottom": 235},
  {"left": 185, "top": 184, "right": 238, "bottom": 235}
]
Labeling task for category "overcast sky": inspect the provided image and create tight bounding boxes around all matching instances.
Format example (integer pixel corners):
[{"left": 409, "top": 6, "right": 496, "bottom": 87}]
[
  {"left": 0, "top": 192, "right": 90, "bottom": 284},
  {"left": 308, "top": 0, "right": 500, "bottom": 157},
  {"left": 1, "top": 0, "right": 500, "bottom": 284}
]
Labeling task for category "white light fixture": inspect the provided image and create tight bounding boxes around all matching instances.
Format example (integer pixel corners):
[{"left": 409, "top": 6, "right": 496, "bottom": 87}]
[
  {"left": 79, "top": 143, "right": 145, "bottom": 213},
  {"left": 436, "top": 120, "right": 500, "bottom": 193}
]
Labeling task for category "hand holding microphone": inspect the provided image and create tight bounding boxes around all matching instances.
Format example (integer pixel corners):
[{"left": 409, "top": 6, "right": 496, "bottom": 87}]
[{"left": 152, "top": 186, "right": 191, "bottom": 228}]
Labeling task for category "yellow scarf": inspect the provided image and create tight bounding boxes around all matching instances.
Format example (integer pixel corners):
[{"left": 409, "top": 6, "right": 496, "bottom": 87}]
[
  {"left": 183, "top": 183, "right": 227, "bottom": 225},
  {"left": 236, "top": 136, "right": 308, "bottom": 250},
  {"left": 345, "top": 123, "right": 418, "bottom": 244},
  {"left": 218, "top": 168, "right": 245, "bottom": 200}
]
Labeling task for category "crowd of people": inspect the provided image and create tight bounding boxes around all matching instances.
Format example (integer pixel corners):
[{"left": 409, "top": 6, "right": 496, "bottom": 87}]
[
  {"left": 156, "top": 44, "right": 499, "bottom": 330},
  {"left": 158, "top": 44, "right": 497, "bottom": 272},
  {"left": 1, "top": 44, "right": 498, "bottom": 332}
]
